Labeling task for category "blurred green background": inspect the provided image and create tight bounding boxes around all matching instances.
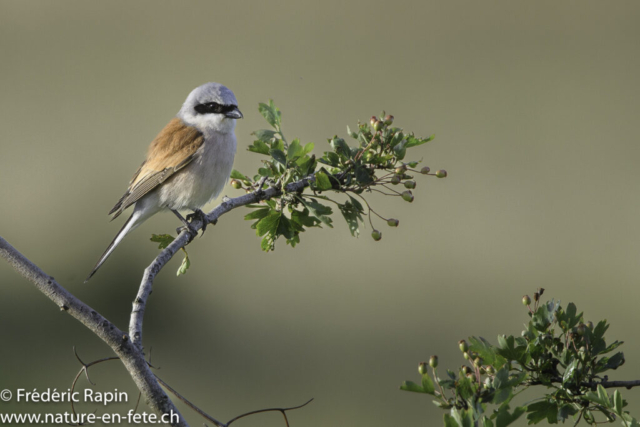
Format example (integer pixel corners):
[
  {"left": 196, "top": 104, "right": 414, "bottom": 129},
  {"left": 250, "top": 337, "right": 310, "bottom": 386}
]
[{"left": 1, "top": 1, "right": 639, "bottom": 426}]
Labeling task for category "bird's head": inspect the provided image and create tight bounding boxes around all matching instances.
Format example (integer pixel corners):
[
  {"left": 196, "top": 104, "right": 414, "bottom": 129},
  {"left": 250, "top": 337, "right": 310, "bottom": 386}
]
[{"left": 178, "top": 82, "right": 243, "bottom": 136}]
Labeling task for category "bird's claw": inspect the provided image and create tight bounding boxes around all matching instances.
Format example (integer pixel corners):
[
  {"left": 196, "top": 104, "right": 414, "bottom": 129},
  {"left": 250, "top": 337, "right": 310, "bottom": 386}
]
[{"left": 186, "top": 209, "right": 209, "bottom": 237}]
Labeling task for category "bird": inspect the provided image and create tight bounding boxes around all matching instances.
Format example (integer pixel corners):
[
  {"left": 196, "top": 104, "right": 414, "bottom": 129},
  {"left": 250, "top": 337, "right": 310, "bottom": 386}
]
[{"left": 85, "top": 82, "right": 243, "bottom": 282}]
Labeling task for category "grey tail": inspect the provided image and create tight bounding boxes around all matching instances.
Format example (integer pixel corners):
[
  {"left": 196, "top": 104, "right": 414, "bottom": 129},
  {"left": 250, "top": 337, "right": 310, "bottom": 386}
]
[{"left": 85, "top": 212, "right": 137, "bottom": 283}]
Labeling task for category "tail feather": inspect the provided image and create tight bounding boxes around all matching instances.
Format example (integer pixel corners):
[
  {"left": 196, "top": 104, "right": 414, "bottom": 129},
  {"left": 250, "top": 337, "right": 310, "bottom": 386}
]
[{"left": 85, "top": 211, "right": 142, "bottom": 282}]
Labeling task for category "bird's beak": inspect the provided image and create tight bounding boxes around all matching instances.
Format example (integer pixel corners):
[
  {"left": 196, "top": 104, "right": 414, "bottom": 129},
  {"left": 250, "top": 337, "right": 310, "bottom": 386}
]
[{"left": 225, "top": 107, "right": 243, "bottom": 119}]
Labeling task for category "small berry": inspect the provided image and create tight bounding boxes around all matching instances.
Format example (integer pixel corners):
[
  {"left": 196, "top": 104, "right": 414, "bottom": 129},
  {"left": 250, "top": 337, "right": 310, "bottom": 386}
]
[
  {"left": 404, "top": 180, "right": 416, "bottom": 189},
  {"left": 387, "top": 218, "right": 399, "bottom": 227},
  {"left": 463, "top": 352, "right": 470, "bottom": 360},
  {"left": 485, "top": 366, "right": 495, "bottom": 375},
  {"left": 473, "top": 357, "right": 483, "bottom": 368},
  {"left": 420, "top": 166, "right": 431, "bottom": 174},
  {"left": 586, "top": 321, "right": 594, "bottom": 330},
  {"left": 395, "top": 165, "right": 407, "bottom": 174},
  {"left": 522, "top": 295, "right": 531, "bottom": 306},
  {"left": 459, "top": 340, "right": 469, "bottom": 353},
  {"left": 435, "top": 169, "right": 447, "bottom": 178},
  {"left": 461, "top": 365, "right": 472, "bottom": 375},
  {"left": 390, "top": 175, "right": 401, "bottom": 185},
  {"left": 373, "top": 120, "right": 384, "bottom": 132},
  {"left": 364, "top": 151, "right": 375, "bottom": 162},
  {"left": 576, "top": 323, "right": 587, "bottom": 336},
  {"left": 371, "top": 230, "right": 382, "bottom": 241},
  {"left": 370, "top": 116, "right": 378, "bottom": 126},
  {"left": 418, "top": 362, "right": 428, "bottom": 375},
  {"left": 230, "top": 179, "right": 242, "bottom": 189},
  {"left": 401, "top": 191, "right": 414, "bottom": 203},
  {"left": 429, "top": 355, "right": 438, "bottom": 369},
  {"left": 384, "top": 114, "right": 394, "bottom": 126}
]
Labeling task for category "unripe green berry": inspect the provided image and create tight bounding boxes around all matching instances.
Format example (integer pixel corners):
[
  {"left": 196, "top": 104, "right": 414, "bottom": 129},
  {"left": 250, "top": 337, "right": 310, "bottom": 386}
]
[
  {"left": 522, "top": 295, "right": 531, "bottom": 306},
  {"left": 371, "top": 230, "right": 382, "bottom": 241},
  {"left": 390, "top": 175, "right": 401, "bottom": 185},
  {"left": 230, "top": 179, "right": 242, "bottom": 189},
  {"left": 404, "top": 180, "right": 416, "bottom": 189},
  {"left": 459, "top": 340, "right": 469, "bottom": 353},
  {"left": 463, "top": 352, "right": 470, "bottom": 360},
  {"left": 435, "top": 169, "right": 447, "bottom": 178},
  {"left": 387, "top": 218, "right": 399, "bottom": 227},
  {"left": 485, "top": 366, "right": 495, "bottom": 376},
  {"left": 576, "top": 323, "right": 587, "bottom": 336},
  {"left": 384, "top": 114, "right": 394, "bottom": 126},
  {"left": 429, "top": 355, "right": 438, "bottom": 369},
  {"left": 474, "top": 357, "right": 483, "bottom": 368},
  {"left": 364, "top": 151, "right": 375, "bottom": 162},
  {"left": 395, "top": 165, "right": 407, "bottom": 174},
  {"left": 370, "top": 116, "right": 378, "bottom": 126},
  {"left": 420, "top": 166, "right": 431, "bottom": 174},
  {"left": 479, "top": 367, "right": 486, "bottom": 375},
  {"left": 373, "top": 120, "right": 384, "bottom": 132},
  {"left": 461, "top": 365, "right": 472, "bottom": 375},
  {"left": 418, "top": 362, "right": 428, "bottom": 375},
  {"left": 401, "top": 191, "right": 414, "bottom": 203}
]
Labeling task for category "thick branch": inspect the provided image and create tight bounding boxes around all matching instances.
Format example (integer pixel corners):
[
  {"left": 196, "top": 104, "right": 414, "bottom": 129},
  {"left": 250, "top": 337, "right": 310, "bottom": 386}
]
[
  {"left": 129, "top": 175, "right": 314, "bottom": 349},
  {"left": 0, "top": 237, "right": 187, "bottom": 427}
]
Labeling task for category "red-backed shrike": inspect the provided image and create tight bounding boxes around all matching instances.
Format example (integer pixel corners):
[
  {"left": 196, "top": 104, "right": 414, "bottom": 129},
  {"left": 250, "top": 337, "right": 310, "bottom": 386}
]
[{"left": 86, "top": 82, "right": 242, "bottom": 282}]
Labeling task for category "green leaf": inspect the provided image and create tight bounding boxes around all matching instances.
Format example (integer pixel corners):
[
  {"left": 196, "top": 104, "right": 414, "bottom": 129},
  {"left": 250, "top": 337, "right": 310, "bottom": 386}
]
[
  {"left": 556, "top": 404, "right": 578, "bottom": 423},
  {"left": 526, "top": 400, "right": 558, "bottom": 424},
  {"left": 252, "top": 129, "right": 278, "bottom": 143},
  {"left": 338, "top": 199, "right": 363, "bottom": 237},
  {"left": 585, "top": 388, "right": 610, "bottom": 407},
  {"left": 469, "top": 336, "right": 505, "bottom": 368},
  {"left": 495, "top": 406, "right": 525, "bottom": 427},
  {"left": 614, "top": 389, "right": 623, "bottom": 415},
  {"left": 256, "top": 210, "right": 282, "bottom": 237},
  {"left": 595, "top": 352, "right": 625, "bottom": 374},
  {"left": 421, "top": 373, "right": 435, "bottom": 395},
  {"left": 177, "top": 249, "right": 190, "bottom": 276},
  {"left": 456, "top": 375, "right": 475, "bottom": 400},
  {"left": 330, "top": 137, "right": 351, "bottom": 158},
  {"left": 315, "top": 171, "right": 332, "bottom": 191},
  {"left": 354, "top": 165, "right": 373, "bottom": 185},
  {"left": 230, "top": 169, "right": 248, "bottom": 181},
  {"left": 496, "top": 334, "right": 528, "bottom": 366},
  {"left": 443, "top": 414, "right": 459, "bottom": 427},
  {"left": 400, "top": 381, "right": 424, "bottom": 393},
  {"left": 287, "top": 138, "right": 303, "bottom": 160},
  {"left": 258, "top": 100, "right": 281, "bottom": 129},
  {"left": 270, "top": 148, "right": 287, "bottom": 165},
  {"left": 562, "top": 359, "right": 578, "bottom": 384},
  {"left": 404, "top": 134, "right": 434, "bottom": 148},
  {"left": 244, "top": 208, "right": 271, "bottom": 221},
  {"left": 150, "top": 234, "right": 175, "bottom": 249},
  {"left": 303, "top": 142, "right": 315, "bottom": 155},
  {"left": 299, "top": 197, "right": 333, "bottom": 227},
  {"left": 482, "top": 416, "right": 494, "bottom": 427},
  {"left": 248, "top": 140, "right": 271, "bottom": 155}
]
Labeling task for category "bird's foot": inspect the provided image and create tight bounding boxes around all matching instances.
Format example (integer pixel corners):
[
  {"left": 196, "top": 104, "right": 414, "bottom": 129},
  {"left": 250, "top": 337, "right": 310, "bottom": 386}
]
[{"left": 186, "top": 209, "right": 211, "bottom": 237}]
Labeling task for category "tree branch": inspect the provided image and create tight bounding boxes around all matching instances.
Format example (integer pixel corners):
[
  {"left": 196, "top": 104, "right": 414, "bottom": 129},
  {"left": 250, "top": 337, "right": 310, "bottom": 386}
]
[
  {"left": 129, "top": 175, "right": 314, "bottom": 349},
  {"left": 0, "top": 237, "right": 188, "bottom": 427}
]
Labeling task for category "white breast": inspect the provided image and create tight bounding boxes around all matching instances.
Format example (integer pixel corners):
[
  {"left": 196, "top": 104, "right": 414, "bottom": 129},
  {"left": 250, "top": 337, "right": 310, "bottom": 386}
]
[{"left": 158, "top": 132, "right": 237, "bottom": 211}]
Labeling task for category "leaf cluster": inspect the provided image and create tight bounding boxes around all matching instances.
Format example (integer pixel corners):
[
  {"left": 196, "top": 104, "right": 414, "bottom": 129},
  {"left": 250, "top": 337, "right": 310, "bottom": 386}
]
[
  {"left": 233, "top": 102, "right": 441, "bottom": 251},
  {"left": 401, "top": 289, "right": 638, "bottom": 427}
]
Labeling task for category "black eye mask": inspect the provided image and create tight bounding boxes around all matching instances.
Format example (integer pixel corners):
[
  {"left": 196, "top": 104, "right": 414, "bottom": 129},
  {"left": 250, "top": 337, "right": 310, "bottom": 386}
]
[{"left": 194, "top": 102, "right": 238, "bottom": 115}]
